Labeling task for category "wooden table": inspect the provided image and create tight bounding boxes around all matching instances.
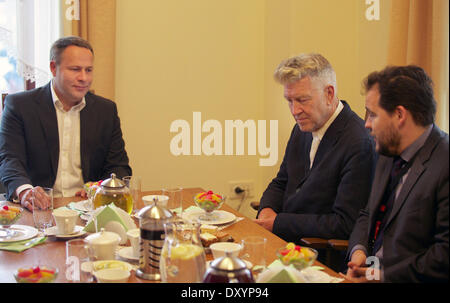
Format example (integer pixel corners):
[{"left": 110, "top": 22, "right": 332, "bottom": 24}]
[{"left": 0, "top": 187, "right": 346, "bottom": 283}]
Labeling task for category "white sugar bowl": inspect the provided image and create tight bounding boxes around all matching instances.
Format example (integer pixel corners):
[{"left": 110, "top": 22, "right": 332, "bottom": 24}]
[{"left": 85, "top": 228, "right": 121, "bottom": 260}]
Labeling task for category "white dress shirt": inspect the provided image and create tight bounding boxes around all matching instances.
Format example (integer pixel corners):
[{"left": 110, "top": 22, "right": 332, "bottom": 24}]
[
  {"left": 51, "top": 82, "right": 86, "bottom": 197},
  {"left": 309, "top": 101, "right": 344, "bottom": 168}
]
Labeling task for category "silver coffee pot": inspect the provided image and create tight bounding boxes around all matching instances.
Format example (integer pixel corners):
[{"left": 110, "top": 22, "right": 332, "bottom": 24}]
[{"left": 135, "top": 201, "right": 174, "bottom": 280}]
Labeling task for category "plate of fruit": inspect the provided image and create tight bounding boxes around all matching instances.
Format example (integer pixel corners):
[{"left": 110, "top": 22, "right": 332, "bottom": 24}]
[
  {"left": 14, "top": 265, "right": 58, "bottom": 283},
  {"left": 276, "top": 242, "right": 318, "bottom": 271},
  {"left": 194, "top": 191, "right": 226, "bottom": 221},
  {"left": 0, "top": 203, "right": 23, "bottom": 239}
]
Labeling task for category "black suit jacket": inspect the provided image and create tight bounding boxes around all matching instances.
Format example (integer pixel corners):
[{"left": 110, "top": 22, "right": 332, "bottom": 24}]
[
  {"left": 347, "top": 125, "right": 449, "bottom": 282},
  {"left": 0, "top": 83, "right": 132, "bottom": 200},
  {"left": 259, "top": 101, "right": 377, "bottom": 242}
]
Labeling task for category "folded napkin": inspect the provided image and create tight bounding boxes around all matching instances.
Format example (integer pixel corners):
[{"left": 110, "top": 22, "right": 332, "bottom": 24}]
[
  {"left": 0, "top": 236, "right": 47, "bottom": 253},
  {"left": 83, "top": 204, "right": 137, "bottom": 245},
  {"left": 256, "top": 260, "right": 344, "bottom": 283},
  {"left": 67, "top": 199, "right": 93, "bottom": 214},
  {"left": 181, "top": 206, "right": 202, "bottom": 213}
]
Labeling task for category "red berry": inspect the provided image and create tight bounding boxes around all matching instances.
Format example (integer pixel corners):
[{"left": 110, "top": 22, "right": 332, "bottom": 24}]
[
  {"left": 3, "top": 205, "right": 8, "bottom": 210},
  {"left": 207, "top": 190, "right": 213, "bottom": 194},
  {"left": 280, "top": 249, "right": 290, "bottom": 256},
  {"left": 295, "top": 245, "right": 301, "bottom": 252},
  {"left": 33, "top": 266, "right": 40, "bottom": 274}
]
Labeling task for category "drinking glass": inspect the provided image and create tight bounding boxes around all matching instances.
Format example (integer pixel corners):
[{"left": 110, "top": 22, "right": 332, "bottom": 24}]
[
  {"left": 123, "top": 176, "right": 142, "bottom": 214},
  {"left": 241, "top": 236, "right": 267, "bottom": 278},
  {"left": 32, "top": 187, "right": 54, "bottom": 232},
  {"left": 66, "top": 239, "right": 93, "bottom": 283},
  {"left": 162, "top": 187, "right": 183, "bottom": 215}
]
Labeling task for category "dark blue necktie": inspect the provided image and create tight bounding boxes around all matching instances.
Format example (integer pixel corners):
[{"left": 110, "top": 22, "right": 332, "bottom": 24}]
[{"left": 370, "top": 156, "right": 409, "bottom": 255}]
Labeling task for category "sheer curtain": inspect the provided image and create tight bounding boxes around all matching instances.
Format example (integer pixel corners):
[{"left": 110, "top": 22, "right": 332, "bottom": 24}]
[{"left": 0, "top": 0, "right": 61, "bottom": 89}]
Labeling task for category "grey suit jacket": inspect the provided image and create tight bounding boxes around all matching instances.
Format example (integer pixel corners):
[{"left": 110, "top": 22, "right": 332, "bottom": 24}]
[
  {"left": 347, "top": 125, "right": 449, "bottom": 282},
  {"left": 0, "top": 83, "right": 132, "bottom": 200}
]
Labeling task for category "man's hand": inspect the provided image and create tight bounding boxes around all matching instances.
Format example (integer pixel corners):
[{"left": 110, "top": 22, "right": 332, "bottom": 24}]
[
  {"left": 340, "top": 249, "right": 380, "bottom": 283},
  {"left": 19, "top": 187, "right": 52, "bottom": 212},
  {"left": 18, "top": 188, "right": 33, "bottom": 212},
  {"left": 253, "top": 207, "right": 277, "bottom": 232},
  {"left": 75, "top": 189, "right": 87, "bottom": 198}
]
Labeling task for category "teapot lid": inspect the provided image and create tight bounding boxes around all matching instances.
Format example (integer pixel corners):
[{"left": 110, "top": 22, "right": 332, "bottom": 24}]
[
  {"left": 85, "top": 228, "right": 121, "bottom": 244},
  {"left": 210, "top": 252, "right": 248, "bottom": 272},
  {"left": 137, "top": 203, "right": 174, "bottom": 220},
  {"left": 101, "top": 173, "right": 125, "bottom": 188}
]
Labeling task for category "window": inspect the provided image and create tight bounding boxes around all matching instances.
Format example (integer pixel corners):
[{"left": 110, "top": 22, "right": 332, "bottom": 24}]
[{"left": 0, "top": 0, "right": 61, "bottom": 98}]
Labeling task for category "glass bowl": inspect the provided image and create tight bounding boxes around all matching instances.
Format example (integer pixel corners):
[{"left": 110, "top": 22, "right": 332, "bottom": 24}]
[
  {"left": 84, "top": 181, "right": 102, "bottom": 200},
  {"left": 194, "top": 191, "right": 225, "bottom": 221},
  {"left": 14, "top": 265, "right": 59, "bottom": 283},
  {"left": 276, "top": 246, "right": 318, "bottom": 271},
  {"left": 0, "top": 203, "right": 24, "bottom": 239}
]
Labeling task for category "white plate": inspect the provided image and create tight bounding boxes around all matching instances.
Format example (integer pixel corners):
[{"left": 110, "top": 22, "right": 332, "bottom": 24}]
[
  {"left": 81, "top": 260, "right": 133, "bottom": 273},
  {"left": 118, "top": 246, "right": 139, "bottom": 261},
  {"left": 44, "top": 225, "right": 86, "bottom": 239},
  {"left": 182, "top": 210, "right": 236, "bottom": 225},
  {"left": 0, "top": 225, "right": 39, "bottom": 243}
]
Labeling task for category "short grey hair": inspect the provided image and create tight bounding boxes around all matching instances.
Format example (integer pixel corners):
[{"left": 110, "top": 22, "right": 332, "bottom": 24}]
[
  {"left": 50, "top": 36, "right": 94, "bottom": 64},
  {"left": 274, "top": 53, "right": 337, "bottom": 93}
]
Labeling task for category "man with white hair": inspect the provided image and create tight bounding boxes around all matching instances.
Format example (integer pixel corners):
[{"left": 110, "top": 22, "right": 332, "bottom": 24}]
[{"left": 254, "top": 53, "right": 376, "bottom": 247}]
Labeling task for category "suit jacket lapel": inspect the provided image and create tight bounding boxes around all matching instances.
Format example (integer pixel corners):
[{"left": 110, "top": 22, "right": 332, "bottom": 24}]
[
  {"left": 384, "top": 126, "right": 441, "bottom": 229},
  {"left": 311, "top": 101, "right": 350, "bottom": 169},
  {"left": 295, "top": 101, "right": 351, "bottom": 189},
  {"left": 295, "top": 132, "right": 312, "bottom": 190},
  {"left": 36, "top": 83, "right": 59, "bottom": 177},
  {"left": 79, "top": 93, "right": 92, "bottom": 182}
]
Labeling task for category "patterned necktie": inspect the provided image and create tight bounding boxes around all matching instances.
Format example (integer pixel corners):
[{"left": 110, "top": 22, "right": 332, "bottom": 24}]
[{"left": 370, "top": 156, "right": 409, "bottom": 254}]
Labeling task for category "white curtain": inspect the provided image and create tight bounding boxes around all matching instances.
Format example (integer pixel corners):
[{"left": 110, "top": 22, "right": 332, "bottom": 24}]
[{"left": 0, "top": 0, "right": 61, "bottom": 88}]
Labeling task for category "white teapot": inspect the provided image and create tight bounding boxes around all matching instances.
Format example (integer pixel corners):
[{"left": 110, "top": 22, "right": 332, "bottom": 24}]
[{"left": 85, "top": 228, "right": 121, "bottom": 260}]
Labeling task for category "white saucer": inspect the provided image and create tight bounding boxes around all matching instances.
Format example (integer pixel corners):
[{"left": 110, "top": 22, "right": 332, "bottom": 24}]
[
  {"left": 0, "top": 225, "right": 39, "bottom": 243},
  {"left": 118, "top": 246, "right": 139, "bottom": 261},
  {"left": 44, "top": 225, "right": 86, "bottom": 239},
  {"left": 182, "top": 210, "right": 236, "bottom": 225}
]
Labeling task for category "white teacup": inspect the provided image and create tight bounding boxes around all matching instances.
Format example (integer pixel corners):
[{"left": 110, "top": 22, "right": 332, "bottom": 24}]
[
  {"left": 52, "top": 208, "right": 78, "bottom": 235},
  {"left": 85, "top": 229, "right": 121, "bottom": 261},
  {"left": 142, "top": 195, "right": 169, "bottom": 207},
  {"left": 126, "top": 228, "right": 140, "bottom": 258}
]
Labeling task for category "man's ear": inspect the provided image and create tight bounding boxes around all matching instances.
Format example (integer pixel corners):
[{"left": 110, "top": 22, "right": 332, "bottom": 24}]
[
  {"left": 395, "top": 105, "right": 408, "bottom": 127},
  {"left": 50, "top": 61, "right": 57, "bottom": 77},
  {"left": 325, "top": 85, "right": 335, "bottom": 105}
]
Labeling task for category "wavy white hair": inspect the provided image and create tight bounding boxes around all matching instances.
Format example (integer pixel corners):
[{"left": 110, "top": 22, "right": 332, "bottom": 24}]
[{"left": 274, "top": 53, "right": 338, "bottom": 95}]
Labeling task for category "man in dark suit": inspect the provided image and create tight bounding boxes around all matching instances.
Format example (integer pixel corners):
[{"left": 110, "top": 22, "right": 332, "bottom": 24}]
[
  {"left": 0, "top": 36, "right": 131, "bottom": 211},
  {"left": 254, "top": 53, "right": 376, "bottom": 243},
  {"left": 344, "top": 65, "right": 448, "bottom": 282}
]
